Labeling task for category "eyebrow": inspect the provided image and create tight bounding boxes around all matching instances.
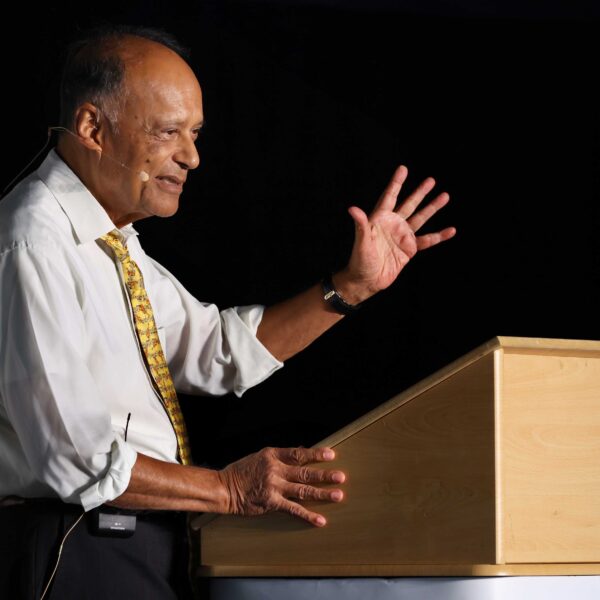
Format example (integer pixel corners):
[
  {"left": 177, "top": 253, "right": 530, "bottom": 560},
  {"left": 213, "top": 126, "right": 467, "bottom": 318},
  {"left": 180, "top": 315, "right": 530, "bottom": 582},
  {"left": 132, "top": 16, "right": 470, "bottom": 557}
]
[{"left": 154, "top": 119, "right": 205, "bottom": 128}]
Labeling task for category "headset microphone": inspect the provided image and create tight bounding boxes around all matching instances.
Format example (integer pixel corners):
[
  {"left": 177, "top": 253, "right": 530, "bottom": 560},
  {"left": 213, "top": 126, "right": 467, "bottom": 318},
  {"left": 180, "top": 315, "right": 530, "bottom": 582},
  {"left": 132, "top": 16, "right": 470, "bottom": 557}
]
[
  {"left": 1, "top": 126, "right": 150, "bottom": 200},
  {"left": 48, "top": 126, "right": 150, "bottom": 182}
]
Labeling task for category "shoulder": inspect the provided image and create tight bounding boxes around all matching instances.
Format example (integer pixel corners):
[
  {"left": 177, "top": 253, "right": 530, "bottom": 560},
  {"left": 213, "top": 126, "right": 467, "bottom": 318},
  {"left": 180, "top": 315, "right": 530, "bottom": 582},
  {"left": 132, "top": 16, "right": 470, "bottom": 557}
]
[{"left": 0, "top": 172, "right": 72, "bottom": 256}]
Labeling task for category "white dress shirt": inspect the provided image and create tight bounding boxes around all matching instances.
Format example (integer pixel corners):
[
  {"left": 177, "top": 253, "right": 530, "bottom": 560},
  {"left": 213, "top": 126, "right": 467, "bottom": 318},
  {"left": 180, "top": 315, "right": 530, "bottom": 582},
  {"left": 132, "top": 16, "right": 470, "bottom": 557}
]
[{"left": 0, "top": 149, "right": 283, "bottom": 511}]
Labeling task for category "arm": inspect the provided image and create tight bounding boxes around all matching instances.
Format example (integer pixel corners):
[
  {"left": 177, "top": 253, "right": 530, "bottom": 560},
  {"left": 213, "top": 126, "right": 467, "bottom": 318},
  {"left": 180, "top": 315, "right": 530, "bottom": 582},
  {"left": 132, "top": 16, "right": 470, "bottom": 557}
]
[
  {"left": 257, "top": 165, "right": 456, "bottom": 361},
  {"left": 108, "top": 446, "right": 345, "bottom": 527},
  {"left": 141, "top": 253, "right": 283, "bottom": 398}
]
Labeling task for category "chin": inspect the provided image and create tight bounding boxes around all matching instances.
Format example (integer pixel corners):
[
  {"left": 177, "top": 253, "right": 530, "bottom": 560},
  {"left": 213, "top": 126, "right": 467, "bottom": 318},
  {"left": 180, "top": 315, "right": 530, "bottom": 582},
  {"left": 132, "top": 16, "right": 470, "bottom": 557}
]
[
  {"left": 151, "top": 198, "right": 180, "bottom": 218},
  {"left": 159, "top": 205, "right": 180, "bottom": 218}
]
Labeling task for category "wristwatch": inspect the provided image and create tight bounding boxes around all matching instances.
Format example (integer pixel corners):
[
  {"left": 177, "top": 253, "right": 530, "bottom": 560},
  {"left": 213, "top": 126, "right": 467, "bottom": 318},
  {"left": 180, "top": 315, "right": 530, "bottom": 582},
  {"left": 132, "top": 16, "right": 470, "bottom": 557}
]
[{"left": 321, "top": 273, "right": 362, "bottom": 316}]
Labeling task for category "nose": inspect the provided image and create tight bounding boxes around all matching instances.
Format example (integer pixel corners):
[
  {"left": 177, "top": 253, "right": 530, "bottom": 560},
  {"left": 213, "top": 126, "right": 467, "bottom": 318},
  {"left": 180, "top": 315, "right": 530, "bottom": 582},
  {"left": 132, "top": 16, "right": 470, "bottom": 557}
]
[{"left": 173, "top": 133, "right": 200, "bottom": 171}]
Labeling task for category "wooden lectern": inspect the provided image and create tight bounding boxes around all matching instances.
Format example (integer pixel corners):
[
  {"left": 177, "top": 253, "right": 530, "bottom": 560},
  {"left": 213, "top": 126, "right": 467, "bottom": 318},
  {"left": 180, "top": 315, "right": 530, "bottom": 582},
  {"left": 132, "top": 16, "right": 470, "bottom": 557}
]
[{"left": 193, "top": 337, "right": 600, "bottom": 580}]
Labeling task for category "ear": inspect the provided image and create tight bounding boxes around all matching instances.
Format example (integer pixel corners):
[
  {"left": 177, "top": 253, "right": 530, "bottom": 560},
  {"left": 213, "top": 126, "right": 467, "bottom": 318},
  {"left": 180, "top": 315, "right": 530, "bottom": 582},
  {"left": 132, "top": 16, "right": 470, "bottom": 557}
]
[{"left": 73, "top": 103, "right": 103, "bottom": 152}]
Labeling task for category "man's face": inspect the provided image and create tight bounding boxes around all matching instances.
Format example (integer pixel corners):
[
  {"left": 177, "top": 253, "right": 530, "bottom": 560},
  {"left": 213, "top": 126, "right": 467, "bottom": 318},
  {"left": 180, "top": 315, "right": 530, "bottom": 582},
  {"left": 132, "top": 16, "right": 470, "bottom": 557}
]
[{"left": 96, "top": 42, "right": 204, "bottom": 225}]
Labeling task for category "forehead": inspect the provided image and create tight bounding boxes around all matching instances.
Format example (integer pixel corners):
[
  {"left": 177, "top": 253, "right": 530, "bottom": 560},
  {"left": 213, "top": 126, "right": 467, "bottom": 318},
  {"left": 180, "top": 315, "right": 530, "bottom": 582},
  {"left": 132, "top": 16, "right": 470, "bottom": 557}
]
[{"left": 118, "top": 39, "right": 203, "bottom": 123}]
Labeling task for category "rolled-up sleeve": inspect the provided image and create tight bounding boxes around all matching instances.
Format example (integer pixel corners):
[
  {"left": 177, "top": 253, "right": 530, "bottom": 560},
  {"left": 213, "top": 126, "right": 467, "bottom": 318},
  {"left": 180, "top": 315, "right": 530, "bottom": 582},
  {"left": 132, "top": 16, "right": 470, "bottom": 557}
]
[
  {"left": 143, "top": 255, "right": 284, "bottom": 397},
  {"left": 221, "top": 305, "right": 284, "bottom": 396},
  {"left": 0, "top": 243, "right": 137, "bottom": 510},
  {"left": 79, "top": 436, "right": 138, "bottom": 511}
]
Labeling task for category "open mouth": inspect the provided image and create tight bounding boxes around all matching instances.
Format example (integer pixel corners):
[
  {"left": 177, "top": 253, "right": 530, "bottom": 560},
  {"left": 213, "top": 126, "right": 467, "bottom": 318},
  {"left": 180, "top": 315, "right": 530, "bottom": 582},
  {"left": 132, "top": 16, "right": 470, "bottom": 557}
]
[{"left": 155, "top": 175, "right": 184, "bottom": 193}]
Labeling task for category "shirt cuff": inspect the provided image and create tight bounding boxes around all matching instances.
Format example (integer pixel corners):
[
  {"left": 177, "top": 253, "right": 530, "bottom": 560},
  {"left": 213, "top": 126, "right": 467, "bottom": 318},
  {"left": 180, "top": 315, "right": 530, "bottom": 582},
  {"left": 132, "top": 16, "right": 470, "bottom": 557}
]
[
  {"left": 222, "top": 305, "right": 284, "bottom": 397},
  {"left": 79, "top": 435, "right": 138, "bottom": 511}
]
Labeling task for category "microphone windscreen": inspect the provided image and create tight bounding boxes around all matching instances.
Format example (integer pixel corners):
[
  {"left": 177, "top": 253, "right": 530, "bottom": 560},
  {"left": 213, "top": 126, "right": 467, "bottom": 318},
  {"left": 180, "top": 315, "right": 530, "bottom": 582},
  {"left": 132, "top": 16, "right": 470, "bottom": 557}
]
[{"left": 139, "top": 171, "right": 150, "bottom": 182}]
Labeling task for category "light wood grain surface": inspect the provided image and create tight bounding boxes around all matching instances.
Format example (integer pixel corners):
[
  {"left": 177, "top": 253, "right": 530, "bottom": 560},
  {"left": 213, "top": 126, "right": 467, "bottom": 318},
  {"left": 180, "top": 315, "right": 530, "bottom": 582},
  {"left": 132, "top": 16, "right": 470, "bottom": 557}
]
[
  {"left": 501, "top": 353, "right": 600, "bottom": 562},
  {"left": 201, "top": 354, "right": 497, "bottom": 566},
  {"left": 195, "top": 337, "right": 600, "bottom": 577},
  {"left": 197, "top": 563, "right": 600, "bottom": 578}
]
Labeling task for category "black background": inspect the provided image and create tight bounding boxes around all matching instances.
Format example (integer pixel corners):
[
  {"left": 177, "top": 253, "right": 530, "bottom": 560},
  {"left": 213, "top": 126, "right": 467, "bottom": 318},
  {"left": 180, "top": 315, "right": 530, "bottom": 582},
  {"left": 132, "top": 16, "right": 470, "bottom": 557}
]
[{"left": 3, "top": 1, "right": 599, "bottom": 468}]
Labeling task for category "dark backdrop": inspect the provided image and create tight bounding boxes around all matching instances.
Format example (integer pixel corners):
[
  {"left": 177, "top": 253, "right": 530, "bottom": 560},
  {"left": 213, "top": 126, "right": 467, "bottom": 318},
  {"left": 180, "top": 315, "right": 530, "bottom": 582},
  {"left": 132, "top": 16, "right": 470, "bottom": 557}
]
[{"left": 3, "top": 1, "right": 599, "bottom": 468}]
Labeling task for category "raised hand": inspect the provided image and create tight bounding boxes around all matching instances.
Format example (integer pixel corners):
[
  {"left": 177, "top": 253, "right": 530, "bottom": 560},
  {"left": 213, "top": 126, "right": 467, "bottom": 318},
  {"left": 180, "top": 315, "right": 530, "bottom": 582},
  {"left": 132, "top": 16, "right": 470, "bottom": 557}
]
[
  {"left": 218, "top": 446, "right": 345, "bottom": 527},
  {"left": 338, "top": 165, "right": 456, "bottom": 303}
]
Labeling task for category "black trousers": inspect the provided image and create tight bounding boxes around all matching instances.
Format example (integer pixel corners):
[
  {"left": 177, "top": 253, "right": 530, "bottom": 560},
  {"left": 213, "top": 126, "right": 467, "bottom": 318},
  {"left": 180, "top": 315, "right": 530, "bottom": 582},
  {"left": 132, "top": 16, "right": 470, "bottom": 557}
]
[{"left": 0, "top": 502, "right": 195, "bottom": 600}]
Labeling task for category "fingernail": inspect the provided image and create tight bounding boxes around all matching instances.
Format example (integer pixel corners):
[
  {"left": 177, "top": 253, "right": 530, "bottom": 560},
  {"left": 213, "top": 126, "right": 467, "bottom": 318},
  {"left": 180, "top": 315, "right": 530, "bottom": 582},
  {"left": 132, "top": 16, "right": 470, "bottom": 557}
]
[
  {"left": 316, "top": 516, "right": 326, "bottom": 526},
  {"left": 332, "top": 471, "right": 345, "bottom": 483},
  {"left": 331, "top": 490, "right": 343, "bottom": 502},
  {"left": 322, "top": 449, "right": 335, "bottom": 460}
]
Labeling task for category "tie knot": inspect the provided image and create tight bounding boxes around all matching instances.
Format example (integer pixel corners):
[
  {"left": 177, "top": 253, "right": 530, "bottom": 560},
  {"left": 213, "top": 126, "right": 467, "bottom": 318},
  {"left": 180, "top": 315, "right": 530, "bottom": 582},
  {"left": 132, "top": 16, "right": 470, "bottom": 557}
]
[{"left": 101, "top": 229, "right": 129, "bottom": 262}]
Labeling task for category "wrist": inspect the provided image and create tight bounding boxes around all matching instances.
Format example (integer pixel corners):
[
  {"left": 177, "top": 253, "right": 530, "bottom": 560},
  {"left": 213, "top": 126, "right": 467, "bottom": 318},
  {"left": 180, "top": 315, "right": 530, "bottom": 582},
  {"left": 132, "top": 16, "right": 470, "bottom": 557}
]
[
  {"left": 331, "top": 270, "right": 375, "bottom": 305},
  {"left": 188, "top": 466, "right": 233, "bottom": 514},
  {"left": 215, "top": 468, "right": 236, "bottom": 514},
  {"left": 321, "top": 272, "right": 361, "bottom": 316}
]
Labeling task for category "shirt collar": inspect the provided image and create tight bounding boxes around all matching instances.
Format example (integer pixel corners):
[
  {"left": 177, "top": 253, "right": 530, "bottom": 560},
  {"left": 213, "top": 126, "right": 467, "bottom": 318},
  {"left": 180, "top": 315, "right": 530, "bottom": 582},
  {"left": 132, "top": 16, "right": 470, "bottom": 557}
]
[{"left": 36, "top": 148, "right": 139, "bottom": 245}]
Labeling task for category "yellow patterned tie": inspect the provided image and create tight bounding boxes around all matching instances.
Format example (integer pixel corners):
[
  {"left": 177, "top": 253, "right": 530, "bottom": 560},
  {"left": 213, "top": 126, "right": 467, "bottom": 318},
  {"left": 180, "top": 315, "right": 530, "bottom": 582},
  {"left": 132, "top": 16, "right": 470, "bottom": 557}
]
[{"left": 100, "top": 229, "right": 192, "bottom": 466}]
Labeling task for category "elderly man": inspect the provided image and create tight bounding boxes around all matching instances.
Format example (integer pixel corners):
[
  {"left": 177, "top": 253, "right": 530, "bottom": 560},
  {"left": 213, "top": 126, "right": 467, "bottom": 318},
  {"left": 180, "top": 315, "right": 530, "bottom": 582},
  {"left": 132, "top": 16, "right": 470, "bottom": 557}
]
[{"left": 0, "top": 25, "right": 454, "bottom": 599}]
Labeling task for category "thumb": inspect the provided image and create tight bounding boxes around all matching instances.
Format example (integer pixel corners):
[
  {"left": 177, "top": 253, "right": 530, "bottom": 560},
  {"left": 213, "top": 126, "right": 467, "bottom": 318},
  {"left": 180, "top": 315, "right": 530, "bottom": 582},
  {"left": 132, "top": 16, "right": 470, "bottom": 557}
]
[{"left": 348, "top": 206, "right": 369, "bottom": 237}]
